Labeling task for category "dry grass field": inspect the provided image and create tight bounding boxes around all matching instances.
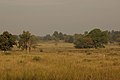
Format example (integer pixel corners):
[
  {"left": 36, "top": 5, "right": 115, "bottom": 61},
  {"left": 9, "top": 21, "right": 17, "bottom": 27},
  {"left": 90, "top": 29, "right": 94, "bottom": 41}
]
[{"left": 0, "top": 42, "right": 120, "bottom": 80}]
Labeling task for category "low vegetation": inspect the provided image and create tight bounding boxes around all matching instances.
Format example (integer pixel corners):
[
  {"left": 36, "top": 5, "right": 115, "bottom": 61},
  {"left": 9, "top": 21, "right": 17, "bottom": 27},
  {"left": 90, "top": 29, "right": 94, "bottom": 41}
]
[
  {"left": 0, "top": 28, "right": 119, "bottom": 80},
  {"left": 0, "top": 43, "right": 120, "bottom": 80}
]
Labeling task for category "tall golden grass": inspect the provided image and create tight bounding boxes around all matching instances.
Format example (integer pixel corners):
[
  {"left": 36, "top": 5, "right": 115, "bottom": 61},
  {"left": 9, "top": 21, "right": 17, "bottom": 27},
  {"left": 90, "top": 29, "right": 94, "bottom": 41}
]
[{"left": 0, "top": 42, "right": 120, "bottom": 80}]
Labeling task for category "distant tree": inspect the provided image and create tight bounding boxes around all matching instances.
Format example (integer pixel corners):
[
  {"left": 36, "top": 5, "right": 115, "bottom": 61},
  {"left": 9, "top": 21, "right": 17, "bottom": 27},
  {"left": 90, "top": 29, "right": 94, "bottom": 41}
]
[
  {"left": 52, "top": 31, "right": 59, "bottom": 39},
  {"left": 18, "top": 31, "right": 38, "bottom": 53},
  {"left": 13, "top": 35, "right": 19, "bottom": 41},
  {"left": 101, "top": 31, "right": 109, "bottom": 44},
  {"left": 109, "top": 30, "right": 120, "bottom": 43},
  {"left": 0, "top": 31, "right": 16, "bottom": 51},
  {"left": 83, "top": 36, "right": 94, "bottom": 48},
  {"left": 88, "top": 29, "right": 109, "bottom": 48},
  {"left": 74, "top": 29, "right": 109, "bottom": 49},
  {"left": 19, "top": 31, "right": 31, "bottom": 52},
  {"left": 43, "top": 34, "right": 52, "bottom": 41},
  {"left": 29, "top": 35, "right": 39, "bottom": 52},
  {"left": 74, "top": 35, "right": 84, "bottom": 48},
  {"left": 64, "top": 35, "right": 74, "bottom": 43},
  {"left": 36, "top": 36, "right": 42, "bottom": 42},
  {"left": 74, "top": 35, "right": 93, "bottom": 48},
  {"left": 74, "top": 34, "right": 83, "bottom": 40},
  {"left": 52, "top": 31, "right": 60, "bottom": 45},
  {"left": 58, "top": 32, "right": 64, "bottom": 40}
]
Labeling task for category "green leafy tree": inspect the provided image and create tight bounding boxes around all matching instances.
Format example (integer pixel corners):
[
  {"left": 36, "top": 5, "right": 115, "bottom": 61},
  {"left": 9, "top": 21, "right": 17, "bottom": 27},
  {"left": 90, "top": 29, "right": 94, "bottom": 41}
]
[
  {"left": 74, "top": 29, "right": 109, "bottom": 49},
  {"left": 74, "top": 34, "right": 83, "bottom": 40},
  {"left": 19, "top": 31, "right": 31, "bottom": 52},
  {"left": 52, "top": 31, "right": 59, "bottom": 39},
  {"left": 89, "top": 29, "right": 109, "bottom": 48},
  {"left": 0, "top": 31, "right": 16, "bottom": 51},
  {"left": 109, "top": 30, "right": 120, "bottom": 43},
  {"left": 74, "top": 35, "right": 84, "bottom": 48},
  {"left": 29, "top": 35, "right": 39, "bottom": 52},
  {"left": 19, "top": 31, "right": 38, "bottom": 53},
  {"left": 43, "top": 34, "right": 52, "bottom": 41},
  {"left": 58, "top": 32, "right": 64, "bottom": 40},
  {"left": 52, "top": 31, "right": 60, "bottom": 45},
  {"left": 74, "top": 35, "right": 93, "bottom": 48},
  {"left": 64, "top": 35, "right": 74, "bottom": 43}
]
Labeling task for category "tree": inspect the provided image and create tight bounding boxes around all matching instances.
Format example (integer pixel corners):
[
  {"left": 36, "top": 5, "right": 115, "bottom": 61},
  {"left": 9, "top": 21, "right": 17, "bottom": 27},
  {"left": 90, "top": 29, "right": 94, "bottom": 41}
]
[
  {"left": 74, "top": 34, "right": 83, "bottom": 40},
  {"left": 101, "top": 31, "right": 109, "bottom": 44},
  {"left": 29, "top": 35, "right": 39, "bottom": 52},
  {"left": 0, "top": 31, "right": 16, "bottom": 51},
  {"left": 43, "top": 34, "right": 52, "bottom": 41},
  {"left": 19, "top": 31, "right": 38, "bottom": 53},
  {"left": 64, "top": 35, "right": 74, "bottom": 43},
  {"left": 52, "top": 31, "right": 60, "bottom": 45},
  {"left": 74, "top": 35, "right": 84, "bottom": 48},
  {"left": 52, "top": 31, "right": 59, "bottom": 39},
  {"left": 58, "top": 32, "right": 64, "bottom": 40},
  {"left": 74, "top": 35, "right": 94, "bottom": 48},
  {"left": 74, "top": 29, "right": 109, "bottom": 49},
  {"left": 88, "top": 29, "right": 109, "bottom": 48},
  {"left": 109, "top": 30, "right": 120, "bottom": 43}
]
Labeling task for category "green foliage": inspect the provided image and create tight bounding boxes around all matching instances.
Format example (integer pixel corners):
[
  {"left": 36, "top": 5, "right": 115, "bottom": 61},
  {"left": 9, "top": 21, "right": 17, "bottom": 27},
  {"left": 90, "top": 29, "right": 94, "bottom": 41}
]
[
  {"left": 74, "top": 36, "right": 84, "bottom": 48},
  {"left": 43, "top": 34, "right": 52, "bottom": 41},
  {"left": 0, "top": 31, "right": 16, "bottom": 51},
  {"left": 74, "top": 34, "right": 83, "bottom": 41},
  {"left": 29, "top": 35, "right": 39, "bottom": 46},
  {"left": 74, "top": 35, "right": 94, "bottom": 48},
  {"left": 18, "top": 31, "right": 38, "bottom": 52},
  {"left": 89, "top": 29, "right": 108, "bottom": 48},
  {"left": 58, "top": 32, "right": 64, "bottom": 40},
  {"left": 74, "top": 29, "right": 109, "bottom": 49},
  {"left": 109, "top": 30, "right": 120, "bottom": 43},
  {"left": 52, "top": 31, "right": 64, "bottom": 40},
  {"left": 19, "top": 31, "right": 31, "bottom": 51},
  {"left": 52, "top": 31, "right": 59, "bottom": 40},
  {"left": 64, "top": 35, "right": 74, "bottom": 43}
]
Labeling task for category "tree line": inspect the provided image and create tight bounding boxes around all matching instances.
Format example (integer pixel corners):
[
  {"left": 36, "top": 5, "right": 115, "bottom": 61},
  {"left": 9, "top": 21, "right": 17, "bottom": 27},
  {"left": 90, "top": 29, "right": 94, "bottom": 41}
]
[
  {"left": 0, "top": 31, "right": 39, "bottom": 53},
  {"left": 42, "top": 29, "right": 120, "bottom": 48},
  {"left": 0, "top": 28, "right": 120, "bottom": 52}
]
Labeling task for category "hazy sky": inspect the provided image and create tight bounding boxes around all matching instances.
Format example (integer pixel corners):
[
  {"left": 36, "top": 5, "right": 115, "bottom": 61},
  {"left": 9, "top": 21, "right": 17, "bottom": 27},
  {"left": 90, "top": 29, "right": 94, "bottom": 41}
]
[{"left": 0, "top": 0, "right": 120, "bottom": 35}]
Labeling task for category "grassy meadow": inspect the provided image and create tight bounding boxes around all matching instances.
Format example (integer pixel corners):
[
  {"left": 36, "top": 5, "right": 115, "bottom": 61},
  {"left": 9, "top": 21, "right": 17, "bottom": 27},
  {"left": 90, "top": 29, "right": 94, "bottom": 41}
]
[{"left": 0, "top": 42, "right": 120, "bottom": 80}]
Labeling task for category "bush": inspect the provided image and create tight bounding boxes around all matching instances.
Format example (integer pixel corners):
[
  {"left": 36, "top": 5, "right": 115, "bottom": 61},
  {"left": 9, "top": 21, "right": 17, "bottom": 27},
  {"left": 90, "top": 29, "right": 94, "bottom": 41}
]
[
  {"left": 74, "top": 28, "right": 109, "bottom": 49},
  {"left": 74, "top": 36, "right": 94, "bottom": 48},
  {"left": 32, "top": 56, "right": 41, "bottom": 61}
]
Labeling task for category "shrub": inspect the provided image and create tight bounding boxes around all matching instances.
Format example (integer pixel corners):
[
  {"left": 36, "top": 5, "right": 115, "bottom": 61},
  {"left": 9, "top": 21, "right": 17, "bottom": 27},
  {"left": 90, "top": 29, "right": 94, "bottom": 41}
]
[
  {"left": 32, "top": 56, "right": 41, "bottom": 61},
  {"left": 74, "top": 28, "right": 109, "bottom": 49},
  {"left": 74, "top": 36, "right": 94, "bottom": 48}
]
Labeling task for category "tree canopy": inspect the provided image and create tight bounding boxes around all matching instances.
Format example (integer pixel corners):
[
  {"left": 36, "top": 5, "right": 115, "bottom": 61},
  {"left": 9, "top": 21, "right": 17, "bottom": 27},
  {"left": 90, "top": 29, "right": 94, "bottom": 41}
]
[
  {"left": 18, "top": 31, "right": 38, "bottom": 53},
  {"left": 74, "top": 29, "right": 109, "bottom": 48},
  {"left": 0, "top": 31, "right": 16, "bottom": 51}
]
